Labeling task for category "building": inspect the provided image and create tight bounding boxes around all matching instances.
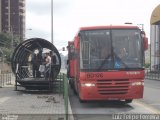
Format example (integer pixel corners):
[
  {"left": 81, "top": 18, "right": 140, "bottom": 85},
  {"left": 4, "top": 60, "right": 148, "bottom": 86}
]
[
  {"left": 150, "top": 4, "right": 160, "bottom": 71},
  {"left": 0, "top": 0, "right": 25, "bottom": 41}
]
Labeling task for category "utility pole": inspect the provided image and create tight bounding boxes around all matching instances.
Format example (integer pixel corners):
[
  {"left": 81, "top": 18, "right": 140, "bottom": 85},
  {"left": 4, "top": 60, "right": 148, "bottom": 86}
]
[
  {"left": 51, "top": 0, "right": 54, "bottom": 44},
  {"left": 8, "top": 0, "right": 11, "bottom": 32},
  {"left": 8, "top": 0, "right": 13, "bottom": 49},
  {"left": 10, "top": 26, "right": 13, "bottom": 50}
]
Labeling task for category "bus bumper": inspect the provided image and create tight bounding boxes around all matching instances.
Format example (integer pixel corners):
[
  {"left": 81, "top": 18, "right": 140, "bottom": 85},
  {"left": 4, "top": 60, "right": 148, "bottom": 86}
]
[{"left": 79, "top": 81, "right": 144, "bottom": 101}]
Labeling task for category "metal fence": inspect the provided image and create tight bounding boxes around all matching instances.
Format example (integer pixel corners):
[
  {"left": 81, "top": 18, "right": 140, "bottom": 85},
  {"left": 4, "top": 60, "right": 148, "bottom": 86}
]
[
  {"left": 145, "top": 68, "right": 160, "bottom": 80},
  {"left": 0, "top": 71, "right": 12, "bottom": 88},
  {"left": 54, "top": 72, "right": 69, "bottom": 120},
  {"left": 63, "top": 73, "right": 69, "bottom": 120}
]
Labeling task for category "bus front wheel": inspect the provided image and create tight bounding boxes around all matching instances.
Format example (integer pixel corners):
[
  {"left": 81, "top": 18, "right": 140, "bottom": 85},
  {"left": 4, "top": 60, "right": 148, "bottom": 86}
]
[
  {"left": 78, "top": 95, "right": 86, "bottom": 103},
  {"left": 125, "top": 99, "right": 133, "bottom": 103}
]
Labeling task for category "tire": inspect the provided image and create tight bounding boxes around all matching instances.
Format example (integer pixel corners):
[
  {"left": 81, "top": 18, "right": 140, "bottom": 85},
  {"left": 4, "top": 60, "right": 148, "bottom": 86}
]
[
  {"left": 69, "top": 79, "right": 73, "bottom": 89},
  {"left": 72, "top": 82, "right": 77, "bottom": 95},
  {"left": 125, "top": 99, "right": 133, "bottom": 103},
  {"left": 78, "top": 94, "right": 86, "bottom": 103}
]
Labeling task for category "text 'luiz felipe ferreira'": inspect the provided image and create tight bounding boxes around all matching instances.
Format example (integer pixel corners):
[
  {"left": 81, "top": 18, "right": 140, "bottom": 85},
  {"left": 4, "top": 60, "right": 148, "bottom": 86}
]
[{"left": 112, "top": 114, "right": 160, "bottom": 120}]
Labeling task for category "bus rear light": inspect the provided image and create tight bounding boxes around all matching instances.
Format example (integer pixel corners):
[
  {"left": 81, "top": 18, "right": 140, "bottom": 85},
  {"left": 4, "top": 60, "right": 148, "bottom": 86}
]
[
  {"left": 131, "top": 82, "right": 144, "bottom": 86},
  {"left": 81, "top": 83, "right": 95, "bottom": 87}
]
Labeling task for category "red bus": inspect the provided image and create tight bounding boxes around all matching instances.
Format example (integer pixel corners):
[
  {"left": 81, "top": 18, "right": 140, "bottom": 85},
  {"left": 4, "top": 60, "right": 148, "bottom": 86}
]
[{"left": 67, "top": 25, "right": 148, "bottom": 103}]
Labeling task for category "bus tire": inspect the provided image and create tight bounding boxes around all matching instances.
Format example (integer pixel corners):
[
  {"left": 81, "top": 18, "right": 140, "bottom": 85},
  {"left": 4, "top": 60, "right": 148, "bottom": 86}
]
[
  {"left": 69, "top": 79, "right": 73, "bottom": 89},
  {"left": 78, "top": 95, "right": 85, "bottom": 103},
  {"left": 125, "top": 99, "right": 133, "bottom": 103},
  {"left": 72, "top": 83, "right": 77, "bottom": 95}
]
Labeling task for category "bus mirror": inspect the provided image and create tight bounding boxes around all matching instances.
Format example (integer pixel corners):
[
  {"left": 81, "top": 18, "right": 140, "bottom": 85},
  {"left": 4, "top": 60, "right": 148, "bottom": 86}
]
[
  {"left": 144, "top": 37, "right": 148, "bottom": 51},
  {"left": 78, "top": 32, "right": 81, "bottom": 37}
]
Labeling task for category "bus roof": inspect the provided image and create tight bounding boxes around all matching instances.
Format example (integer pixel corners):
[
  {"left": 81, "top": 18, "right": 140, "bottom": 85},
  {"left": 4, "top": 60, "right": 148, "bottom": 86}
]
[{"left": 79, "top": 25, "right": 139, "bottom": 31}]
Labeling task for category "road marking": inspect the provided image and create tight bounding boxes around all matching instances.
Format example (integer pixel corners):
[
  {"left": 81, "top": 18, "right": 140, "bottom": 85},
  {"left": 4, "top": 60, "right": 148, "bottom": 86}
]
[
  {"left": 134, "top": 100, "right": 160, "bottom": 114},
  {"left": 0, "top": 97, "right": 10, "bottom": 104}
]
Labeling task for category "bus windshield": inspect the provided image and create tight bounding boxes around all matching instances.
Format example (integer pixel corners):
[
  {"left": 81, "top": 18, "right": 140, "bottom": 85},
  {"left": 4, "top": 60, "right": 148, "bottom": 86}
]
[{"left": 80, "top": 29, "right": 144, "bottom": 71}]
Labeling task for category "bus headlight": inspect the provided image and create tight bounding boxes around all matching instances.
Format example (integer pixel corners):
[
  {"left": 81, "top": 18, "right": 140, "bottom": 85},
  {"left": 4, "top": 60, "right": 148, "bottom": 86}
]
[
  {"left": 81, "top": 83, "right": 95, "bottom": 87},
  {"left": 131, "top": 82, "right": 144, "bottom": 86}
]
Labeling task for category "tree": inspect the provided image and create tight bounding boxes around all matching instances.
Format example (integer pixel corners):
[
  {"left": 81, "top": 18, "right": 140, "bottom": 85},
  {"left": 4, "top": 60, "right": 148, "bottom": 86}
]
[{"left": 0, "top": 32, "right": 20, "bottom": 62}]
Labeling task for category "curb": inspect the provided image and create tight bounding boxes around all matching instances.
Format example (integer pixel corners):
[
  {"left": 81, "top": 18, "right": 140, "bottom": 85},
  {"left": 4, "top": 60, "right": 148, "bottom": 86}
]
[
  {"left": 68, "top": 99, "right": 74, "bottom": 120},
  {"left": 145, "top": 78, "right": 160, "bottom": 81}
]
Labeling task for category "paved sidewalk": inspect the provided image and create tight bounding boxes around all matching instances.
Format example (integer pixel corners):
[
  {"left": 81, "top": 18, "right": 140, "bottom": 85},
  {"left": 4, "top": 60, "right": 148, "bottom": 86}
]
[
  {"left": 0, "top": 74, "right": 74, "bottom": 120},
  {"left": 0, "top": 87, "right": 65, "bottom": 120},
  {"left": 0, "top": 88, "right": 65, "bottom": 114}
]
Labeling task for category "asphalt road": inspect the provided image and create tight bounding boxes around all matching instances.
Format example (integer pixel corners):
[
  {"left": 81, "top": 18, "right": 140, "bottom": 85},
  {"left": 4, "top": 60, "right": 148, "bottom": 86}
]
[
  {"left": 69, "top": 79, "right": 160, "bottom": 120},
  {"left": 140, "top": 79, "right": 160, "bottom": 111}
]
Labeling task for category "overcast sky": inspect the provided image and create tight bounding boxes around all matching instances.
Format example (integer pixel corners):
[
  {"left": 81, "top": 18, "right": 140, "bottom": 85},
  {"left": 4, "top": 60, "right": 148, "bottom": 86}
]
[{"left": 26, "top": 0, "right": 160, "bottom": 49}]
